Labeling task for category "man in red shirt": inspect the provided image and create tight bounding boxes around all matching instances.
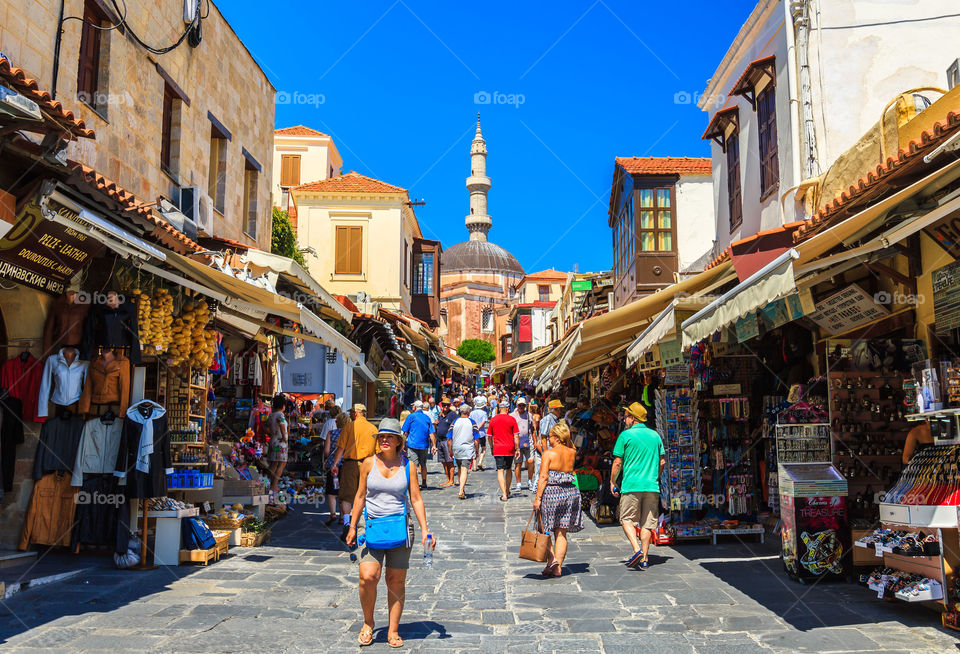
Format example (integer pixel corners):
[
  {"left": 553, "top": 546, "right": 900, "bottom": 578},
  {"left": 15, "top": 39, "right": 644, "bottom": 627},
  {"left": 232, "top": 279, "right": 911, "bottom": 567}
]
[{"left": 488, "top": 400, "right": 520, "bottom": 501}]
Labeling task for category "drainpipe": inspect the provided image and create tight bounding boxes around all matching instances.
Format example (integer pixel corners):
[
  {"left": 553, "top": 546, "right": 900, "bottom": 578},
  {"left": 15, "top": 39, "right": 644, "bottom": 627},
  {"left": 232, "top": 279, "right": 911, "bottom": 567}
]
[
  {"left": 791, "top": 0, "right": 819, "bottom": 178},
  {"left": 783, "top": 0, "right": 803, "bottom": 193},
  {"left": 51, "top": 0, "right": 66, "bottom": 99}
]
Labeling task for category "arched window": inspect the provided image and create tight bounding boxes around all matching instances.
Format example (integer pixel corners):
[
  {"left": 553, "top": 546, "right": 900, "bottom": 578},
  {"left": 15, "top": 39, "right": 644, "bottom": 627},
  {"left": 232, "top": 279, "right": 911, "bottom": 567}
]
[{"left": 481, "top": 307, "right": 494, "bottom": 333}]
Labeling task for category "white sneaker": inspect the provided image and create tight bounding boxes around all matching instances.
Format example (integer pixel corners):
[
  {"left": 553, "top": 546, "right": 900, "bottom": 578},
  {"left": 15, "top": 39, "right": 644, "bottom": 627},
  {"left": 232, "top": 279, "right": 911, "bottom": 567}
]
[{"left": 527, "top": 480, "right": 535, "bottom": 492}]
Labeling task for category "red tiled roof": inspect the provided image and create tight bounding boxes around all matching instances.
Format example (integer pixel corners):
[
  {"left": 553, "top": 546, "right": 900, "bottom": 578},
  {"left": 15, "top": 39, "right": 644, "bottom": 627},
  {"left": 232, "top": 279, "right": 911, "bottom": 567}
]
[
  {"left": 704, "top": 248, "right": 730, "bottom": 271},
  {"left": 523, "top": 269, "right": 568, "bottom": 280},
  {"left": 704, "top": 221, "right": 805, "bottom": 272},
  {"left": 334, "top": 295, "right": 359, "bottom": 314},
  {"left": 794, "top": 110, "right": 960, "bottom": 241},
  {"left": 67, "top": 163, "right": 200, "bottom": 254},
  {"left": 0, "top": 56, "right": 95, "bottom": 139},
  {"left": 729, "top": 55, "right": 776, "bottom": 101},
  {"left": 295, "top": 171, "right": 406, "bottom": 194},
  {"left": 275, "top": 125, "right": 328, "bottom": 137},
  {"left": 702, "top": 106, "right": 740, "bottom": 142},
  {"left": 615, "top": 157, "right": 712, "bottom": 176}
]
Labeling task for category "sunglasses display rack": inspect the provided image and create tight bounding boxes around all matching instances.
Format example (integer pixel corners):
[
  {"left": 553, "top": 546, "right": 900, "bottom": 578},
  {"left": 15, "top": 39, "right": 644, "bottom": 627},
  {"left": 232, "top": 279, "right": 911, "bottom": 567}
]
[{"left": 775, "top": 423, "right": 832, "bottom": 464}]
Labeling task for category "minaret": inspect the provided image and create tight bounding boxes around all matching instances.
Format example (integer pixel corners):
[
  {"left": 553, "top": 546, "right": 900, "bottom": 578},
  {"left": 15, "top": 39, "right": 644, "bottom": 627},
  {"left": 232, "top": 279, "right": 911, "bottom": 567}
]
[{"left": 465, "top": 113, "right": 492, "bottom": 241}]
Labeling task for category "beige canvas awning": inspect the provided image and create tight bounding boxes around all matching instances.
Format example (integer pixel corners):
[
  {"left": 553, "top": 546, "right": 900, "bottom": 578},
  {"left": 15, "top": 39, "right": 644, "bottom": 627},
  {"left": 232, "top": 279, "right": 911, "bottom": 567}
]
[
  {"left": 241, "top": 249, "right": 353, "bottom": 323},
  {"left": 626, "top": 297, "right": 707, "bottom": 368}
]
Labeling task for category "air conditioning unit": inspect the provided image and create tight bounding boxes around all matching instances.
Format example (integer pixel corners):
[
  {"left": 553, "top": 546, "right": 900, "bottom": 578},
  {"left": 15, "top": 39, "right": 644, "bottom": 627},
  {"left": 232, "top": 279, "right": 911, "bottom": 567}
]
[
  {"left": 159, "top": 197, "right": 192, "bottom": 237},
  {"left": 177, "top": 186, "right": 202, "bottom": 241}
]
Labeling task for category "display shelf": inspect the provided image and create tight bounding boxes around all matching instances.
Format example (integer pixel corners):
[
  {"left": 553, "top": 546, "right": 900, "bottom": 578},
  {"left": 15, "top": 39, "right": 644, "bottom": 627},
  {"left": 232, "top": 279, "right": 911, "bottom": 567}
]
[
  {"left": 712, "top": 526, "right": 764, "bottom": 544},
  {"left": 172, "top": 462, "right": 205, "bottom": 467},
  {"left": 169, "top": 485, "right": 213, "bottom": 491},
  {"left": 138, "top": 507, "right": 198, "bottom": 519},
  {"left": 906, "top": 408, "right": 960, "bottom": 421},
  {"left": 171, "top": 442, "right": 205, "bottom": 447},
  {"left": 879, "top": 503, "right": 958, "bottom": 528}
]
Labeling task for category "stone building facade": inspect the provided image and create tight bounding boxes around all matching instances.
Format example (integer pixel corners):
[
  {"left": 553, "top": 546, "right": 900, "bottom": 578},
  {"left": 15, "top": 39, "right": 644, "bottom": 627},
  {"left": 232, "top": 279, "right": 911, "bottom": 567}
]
[
  {"left": 0, "top": 0, "right": 275, "bottom": 249},
  {"left": 439, "top": 118, "right": 524, "bottom": 365}
]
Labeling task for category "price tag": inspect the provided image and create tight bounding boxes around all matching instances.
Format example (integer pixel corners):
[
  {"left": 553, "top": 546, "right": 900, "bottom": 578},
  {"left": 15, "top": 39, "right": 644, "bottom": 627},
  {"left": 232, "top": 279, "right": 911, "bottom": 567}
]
[
  {"left": 203, "top": 501, "right": 211, "bottom": 513},
  {"left": 876, "top": 582, "right": 886, "bottom": 599},
  {"left": 874, "top": 542, "right": 884, "bottom": 557}
]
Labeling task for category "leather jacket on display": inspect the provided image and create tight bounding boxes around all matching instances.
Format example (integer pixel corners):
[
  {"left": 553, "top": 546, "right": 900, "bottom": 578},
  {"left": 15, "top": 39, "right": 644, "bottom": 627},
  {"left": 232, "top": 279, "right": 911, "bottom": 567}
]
[
  {"left": 78, "top": 352, "right": 130, "bottom": 416},
  {"left": 81, "top": 301, "right": 142, "bottom": 364},
  {"left": 36, "top": 349, "right": 88, "bottom": 418}
]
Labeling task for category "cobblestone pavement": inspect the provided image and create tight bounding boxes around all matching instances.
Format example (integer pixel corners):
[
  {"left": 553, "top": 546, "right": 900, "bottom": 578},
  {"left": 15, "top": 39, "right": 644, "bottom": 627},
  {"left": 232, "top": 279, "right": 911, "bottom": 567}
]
[{"left": 1, "top": 465, "right": 958, "bottom": 653}]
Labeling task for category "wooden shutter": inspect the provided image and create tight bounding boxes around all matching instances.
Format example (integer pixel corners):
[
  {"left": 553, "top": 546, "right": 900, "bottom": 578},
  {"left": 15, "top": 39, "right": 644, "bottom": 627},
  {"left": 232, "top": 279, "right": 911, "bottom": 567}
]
[
  {"left": 336, "top": 226, "right": 362, "bottom": 274},
  {"left": 160, "top": 85, "right": 174, "bottom": 171},
  {"left": 281, "top": 155, "right": 300, "bottom": 187},
  {"left": 77, "top": 0, "right": 102, "bottom": 101},
  {"left": 757, "top": 86, "right": 779, "bottom": 195},
  {"left": 727, "top": 135, "right": 742, "bottom": 230}
]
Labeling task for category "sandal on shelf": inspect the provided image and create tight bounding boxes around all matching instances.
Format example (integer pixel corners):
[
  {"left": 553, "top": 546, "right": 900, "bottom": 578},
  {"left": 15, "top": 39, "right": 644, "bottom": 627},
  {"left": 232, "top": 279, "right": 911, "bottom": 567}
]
[
  {"left": 542, "top": 561, "right": 559, "bottom": 576},
  {"left": 358, "top": 627, "right": 374, "bottom": 646},
  {"left": 388, "top": 634, "right": 404, "bottom": 648}
]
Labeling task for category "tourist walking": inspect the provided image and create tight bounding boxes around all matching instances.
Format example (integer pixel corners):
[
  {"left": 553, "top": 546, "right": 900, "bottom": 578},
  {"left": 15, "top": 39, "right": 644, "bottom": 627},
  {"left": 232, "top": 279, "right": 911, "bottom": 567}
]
[
  {"left": 469, "top": 397, "right": 489, "bottom": 471},
  {"left": 534, "top": 399, "right": 564, "bottom": 484},
  {"left": 346, "top": 419, "right": 430, "bottom": 649},
  {"left": 488, "top": 400, "right": 519, "bottom": 501},
  {"left": 267, "top": 395, "right": 289, "bottom": 493},
  {"left": 534, "top": 421, "right": 582, "bottom": 577},
  {"left": 320, "top": 406, "right": 343, "bottom": 526},
  {"left": 610, "top": 402, "right": 665, "bottom": 570},
  {"left": 434, "top": 398, "right": 458, "bottom": 487},
  {"left": 402, "top": 400, "right": 435, "bottom": 489},
  {"left": 451, "top": 404, "right": 476, "bottom": 499},
  {"left": 511, "top": 398, "right": 534, "bottom": 493},
  {"left": 332, "top": 404, "right": 379, "bottom": 541}
]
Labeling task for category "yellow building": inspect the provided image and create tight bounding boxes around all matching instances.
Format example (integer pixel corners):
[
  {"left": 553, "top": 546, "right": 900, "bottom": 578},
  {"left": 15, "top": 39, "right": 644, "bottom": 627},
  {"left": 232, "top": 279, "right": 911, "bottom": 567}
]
[{"left": 272, "top": 126, "right": 343, "bottom": 228}]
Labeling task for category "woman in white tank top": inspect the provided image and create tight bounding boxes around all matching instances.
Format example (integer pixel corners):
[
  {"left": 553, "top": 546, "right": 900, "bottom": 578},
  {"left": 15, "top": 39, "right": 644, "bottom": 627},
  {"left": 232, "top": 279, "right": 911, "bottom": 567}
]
[{"left": 347, "top": 418, "right": 431, "bottom": 648}]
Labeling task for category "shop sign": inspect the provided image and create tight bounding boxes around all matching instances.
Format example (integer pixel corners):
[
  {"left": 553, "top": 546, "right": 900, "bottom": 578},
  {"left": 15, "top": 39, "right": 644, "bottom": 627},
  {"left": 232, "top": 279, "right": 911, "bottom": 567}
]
[
  {"left": 571, "top": 280, "right": 592, "bottom": 292},
  {"left": 659, "top": 339, "right": 683, "bottom": 367},
  {"left": 713, "top": 383, "right": 742, "bottom": 395},
  {"left": 933, "top": 260, "right": 960, "bottom": 334},
  {"left": 806, "top": 284, "right": 889, "bottom": 335},
  {"left": 924, "top": 215, "right": 960, "bottom": 256},
  {"left": 0, "top": 195, "right": 104, "bottom": 294},
  {"left": 664, "top": 363, "right": 688, "bottom": 385},
  {"left": 635, "top": 347, "right": 661, "bottom": 372},
  {"left": 735, "top": 313, "right": 759, "bottom": 343},
  {"left": 759, "top": 293, "right": 807, "bottom": 329},
  {"left": 368, "top": 339, "right": 385, "bottom": 373}
]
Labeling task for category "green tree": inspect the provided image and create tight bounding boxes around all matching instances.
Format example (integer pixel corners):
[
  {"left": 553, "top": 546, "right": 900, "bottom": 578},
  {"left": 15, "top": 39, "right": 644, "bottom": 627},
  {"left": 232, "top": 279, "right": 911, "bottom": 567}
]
[
  {"left": 457, "top": 338, "right": 496, "bottom": 365},
  {"left": 271, "top": 207, "right": 306, "bottom": 268}
]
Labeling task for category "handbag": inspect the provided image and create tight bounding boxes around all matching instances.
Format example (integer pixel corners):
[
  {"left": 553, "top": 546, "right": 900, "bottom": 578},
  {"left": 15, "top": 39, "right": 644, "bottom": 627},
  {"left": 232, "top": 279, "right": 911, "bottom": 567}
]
[
  {"left": 519, "top": 509, "right": 550, "bottom": 562},
  {"left": 361, "top": 460, "right": 411, "bottom": 550}
]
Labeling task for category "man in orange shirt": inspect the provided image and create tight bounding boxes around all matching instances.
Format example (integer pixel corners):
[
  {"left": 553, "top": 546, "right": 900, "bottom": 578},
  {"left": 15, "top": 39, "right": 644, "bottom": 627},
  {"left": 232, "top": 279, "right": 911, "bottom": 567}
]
[{"left": 332, "top": 403, "right": 379, "bottom": 540}]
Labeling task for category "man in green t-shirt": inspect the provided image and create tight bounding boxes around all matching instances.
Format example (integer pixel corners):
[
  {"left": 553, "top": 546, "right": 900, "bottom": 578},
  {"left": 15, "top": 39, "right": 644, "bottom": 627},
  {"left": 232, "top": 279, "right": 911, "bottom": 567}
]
[{"left": 610, "top": 402, "right": 665, "bottom": 570}]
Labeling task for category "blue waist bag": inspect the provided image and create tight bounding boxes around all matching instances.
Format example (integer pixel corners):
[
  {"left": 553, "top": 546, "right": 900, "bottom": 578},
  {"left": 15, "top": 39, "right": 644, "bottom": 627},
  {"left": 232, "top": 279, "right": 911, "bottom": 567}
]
[{"left": 361, "top": 460, "right": 410, "bottom": 549}]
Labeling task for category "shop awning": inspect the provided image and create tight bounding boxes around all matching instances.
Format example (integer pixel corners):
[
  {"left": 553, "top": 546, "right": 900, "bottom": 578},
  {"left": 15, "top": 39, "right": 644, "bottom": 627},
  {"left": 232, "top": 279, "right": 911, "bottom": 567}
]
[
  {"left": 547, "top": 260, "right": 736, "bottom": 384},
  {"left": 295, "top": 307, "right": 363, "bottom": 365},
  {"left": 354, "top": 361, "right": 379, "bottom": 383},
  {"left": 626, "top": 297, "right": 707, "bottom": 368},
  {"left": 447, "top": 353, "right": 479, "bottom": 374},
  {"left": 241, "top": 249, "right": 353, "bottom": 324},
  {"left": 681, "top": 249, "right": 798, "bottom": 347},
  {"left": 161, "top": 250, "right": 302, "bottom": 321}
]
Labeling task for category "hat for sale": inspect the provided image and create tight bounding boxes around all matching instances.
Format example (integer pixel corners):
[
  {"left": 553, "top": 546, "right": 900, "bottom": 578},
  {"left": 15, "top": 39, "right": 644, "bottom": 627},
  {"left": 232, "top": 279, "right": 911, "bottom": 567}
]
[
  {"left": 625, "top": 402, "right": 647, "bottom": 422},
  {"left": 378, "top": 418, "right": 403, "bottom": 436},
  {"left": 548, "top": 399, "right": 564, "bottom": 410}
]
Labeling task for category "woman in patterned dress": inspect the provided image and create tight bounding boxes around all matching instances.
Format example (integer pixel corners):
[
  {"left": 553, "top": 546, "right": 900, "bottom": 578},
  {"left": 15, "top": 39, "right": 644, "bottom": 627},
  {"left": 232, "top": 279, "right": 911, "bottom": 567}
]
[{"left": 533, "top": 421, "right": 583, "bottom": 577}]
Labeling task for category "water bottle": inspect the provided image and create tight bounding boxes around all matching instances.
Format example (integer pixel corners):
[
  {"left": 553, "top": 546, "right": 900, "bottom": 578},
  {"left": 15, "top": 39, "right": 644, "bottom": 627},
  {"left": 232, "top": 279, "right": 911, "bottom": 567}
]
[{"left": 423, "top": 534, "right": 434, "bottom": 567}]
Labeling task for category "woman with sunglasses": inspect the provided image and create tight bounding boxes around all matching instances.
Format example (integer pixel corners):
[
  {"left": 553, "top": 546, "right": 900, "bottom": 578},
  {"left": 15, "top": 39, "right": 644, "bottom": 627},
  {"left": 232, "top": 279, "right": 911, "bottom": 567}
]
[{"left": 347, "top": 418, "right": 431, "bottom": 648}]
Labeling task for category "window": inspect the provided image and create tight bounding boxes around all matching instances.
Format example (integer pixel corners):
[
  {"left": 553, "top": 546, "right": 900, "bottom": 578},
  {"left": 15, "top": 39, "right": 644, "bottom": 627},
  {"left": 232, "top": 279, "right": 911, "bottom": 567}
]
[
  {"left": 637, "top": 186, "right": 674, "bottom": 252},
  {"left": 335, "top": 226, "right": 363, "bottom": 275},
  {"left": 538, "top": 285, "right": 550, "bottom": 303},
  {"left": 412, "top": 252, "right": 433, "bottom": 295},
  {"left": 403, "top": 240, "right": 408, "bottom": 288},
  {"left": 77, "top": 0, "right": 106, "bottom": 111},
  {"left": 280, "top": 155, "right": 301, "bottom": 187},
  {"left": 727, "top": 133, "right": 742, "bottom": 231},
  {"left": 481, "top": 308, "right": 494, "bottom": 333},
  {"left": 208, "top": 124, "right": 228, "bottom": 214},
  {"left": 757, "top": 84, "right": 779, "bottom": 197},
  {"left": 243, "top": 159, "right": 259, "bottom": 238},
  {"left": 160, "top": 83, "right": 182, "bottom": 176}
]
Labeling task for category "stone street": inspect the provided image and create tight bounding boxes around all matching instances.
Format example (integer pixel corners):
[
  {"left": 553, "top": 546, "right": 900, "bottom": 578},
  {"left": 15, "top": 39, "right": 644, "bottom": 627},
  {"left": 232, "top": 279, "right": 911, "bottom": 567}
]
[{"left": 1, "top": 465, "right": 958, "bottom": 653}]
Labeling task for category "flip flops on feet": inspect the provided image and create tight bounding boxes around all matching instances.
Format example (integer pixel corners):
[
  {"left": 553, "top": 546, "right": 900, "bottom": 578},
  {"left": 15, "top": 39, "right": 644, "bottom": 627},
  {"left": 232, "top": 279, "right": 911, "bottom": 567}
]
[
  {"left": 388, "top": 634, "right": 404, "bottom": 648},
  {"left": 358, "top": 627, "right": 374, "bottom": 646},
  {"left": 542, "top": 561, "right": 559, "bottom": 576}
]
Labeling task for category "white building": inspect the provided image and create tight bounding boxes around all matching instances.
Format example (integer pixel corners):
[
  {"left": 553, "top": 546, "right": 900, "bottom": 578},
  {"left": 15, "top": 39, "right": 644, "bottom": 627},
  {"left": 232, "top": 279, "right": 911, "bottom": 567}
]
[
  {"left": 701, "top": 0, "right": 960, "bottom": 255},
  {"left": 272, "top": 126, "right": 343, "bottom": 218}
]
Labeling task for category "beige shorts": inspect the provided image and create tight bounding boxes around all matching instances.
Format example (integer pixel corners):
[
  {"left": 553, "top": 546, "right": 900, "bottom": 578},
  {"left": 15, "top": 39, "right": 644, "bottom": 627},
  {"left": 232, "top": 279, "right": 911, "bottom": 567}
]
[
  {"left": 339, "top": 460, "right": 361, "bottom": 503},
  {"left": 359, "top": 545, "right": 412, "bottom": 570},
  {"left": 619, "top": 491, "right": 659, "bottom": 530}
]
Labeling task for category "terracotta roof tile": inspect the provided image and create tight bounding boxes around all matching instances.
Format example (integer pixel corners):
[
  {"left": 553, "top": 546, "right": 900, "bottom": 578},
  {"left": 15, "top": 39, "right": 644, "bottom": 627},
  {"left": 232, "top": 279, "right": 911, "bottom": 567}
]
[
  {"left": 334, "top": 295, "right": 359, "bottom": 314},
  {"left": 275, "top": 125, "right": 328, "bottom": 137},
  {"left": 615, "top": 157, "right": 712, "bottom": 176},
  {"left": 0, "top": 56, "right": 94, "bottom": 139},
  {"left": 67, "top": 163, "right": 200, "bottom": 255},
  {"left": 294, "top": 171, "right": 407, "bottom": 194},
  {"left": 523, "top": 269, "right": 568, "bottom": 280},
  {"left": 793, "top": 111, "right": 960, "bottom": 241}
]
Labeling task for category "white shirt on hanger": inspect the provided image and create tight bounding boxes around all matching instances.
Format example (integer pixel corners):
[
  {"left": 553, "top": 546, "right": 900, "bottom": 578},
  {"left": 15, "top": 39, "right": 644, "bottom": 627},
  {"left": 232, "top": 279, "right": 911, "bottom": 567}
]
[{"left": 37, "top": 349, "right": 88, "bottom": 417}]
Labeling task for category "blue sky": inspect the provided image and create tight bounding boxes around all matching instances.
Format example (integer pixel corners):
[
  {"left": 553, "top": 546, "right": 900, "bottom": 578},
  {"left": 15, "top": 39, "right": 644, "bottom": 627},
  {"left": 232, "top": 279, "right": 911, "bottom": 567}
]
[{"left": 220, "top": 0, "right": 757, "bottom": 274}]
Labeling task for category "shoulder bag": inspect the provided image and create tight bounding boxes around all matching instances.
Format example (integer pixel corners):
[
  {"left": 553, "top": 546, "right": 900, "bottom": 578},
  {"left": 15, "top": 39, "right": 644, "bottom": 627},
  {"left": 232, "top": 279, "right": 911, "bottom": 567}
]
[
  {"left": 518, "top": 509, "right": 550, "bottom": 562},
  {"left": 361, "top": 460, "right": 411, "bottom": 550}
]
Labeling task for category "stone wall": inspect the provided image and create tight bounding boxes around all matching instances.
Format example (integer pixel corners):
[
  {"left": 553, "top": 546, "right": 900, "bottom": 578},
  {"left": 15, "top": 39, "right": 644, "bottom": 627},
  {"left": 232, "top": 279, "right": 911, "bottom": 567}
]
[{"left": 0, "top": 0, "right": 275, "bottom": 249}]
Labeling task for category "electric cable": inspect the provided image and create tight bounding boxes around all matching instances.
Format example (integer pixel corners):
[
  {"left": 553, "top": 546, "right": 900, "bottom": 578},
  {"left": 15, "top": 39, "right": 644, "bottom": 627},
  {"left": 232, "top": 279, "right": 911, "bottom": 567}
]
[{"left": 108, "top": 0, "right": 202, "bottom": 55}]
